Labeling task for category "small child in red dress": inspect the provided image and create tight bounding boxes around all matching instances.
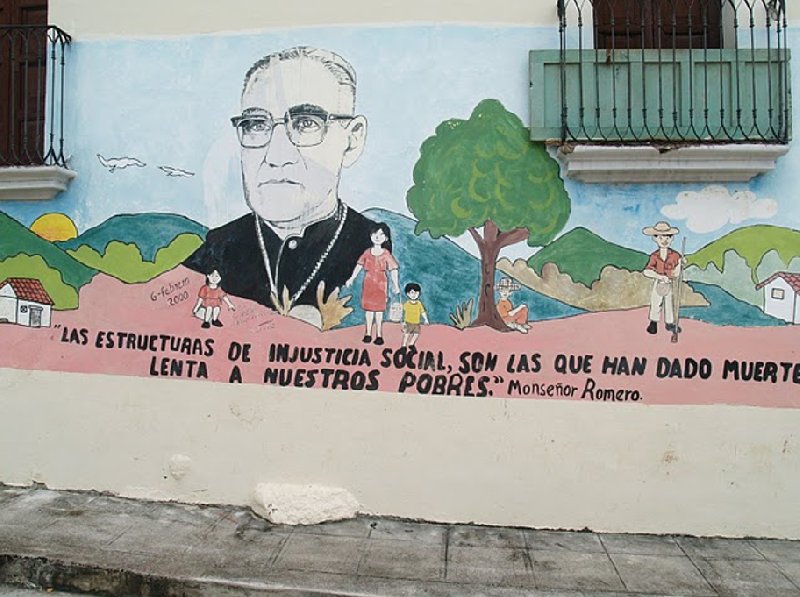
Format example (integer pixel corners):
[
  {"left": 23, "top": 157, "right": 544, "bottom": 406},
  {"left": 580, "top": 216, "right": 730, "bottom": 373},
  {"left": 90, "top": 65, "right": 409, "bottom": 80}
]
[{"left": 193, "top": 269, "right": 235, "bottom": 329}]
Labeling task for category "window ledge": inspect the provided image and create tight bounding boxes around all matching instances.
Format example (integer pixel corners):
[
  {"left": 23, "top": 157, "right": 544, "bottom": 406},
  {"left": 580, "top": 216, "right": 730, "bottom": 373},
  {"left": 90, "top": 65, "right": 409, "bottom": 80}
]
[
  {"left": 557, "top": 144, "right": 789, "bottom": 184},
  {"left": 0, "top": 165, "right": 77, "bottom": 200}
]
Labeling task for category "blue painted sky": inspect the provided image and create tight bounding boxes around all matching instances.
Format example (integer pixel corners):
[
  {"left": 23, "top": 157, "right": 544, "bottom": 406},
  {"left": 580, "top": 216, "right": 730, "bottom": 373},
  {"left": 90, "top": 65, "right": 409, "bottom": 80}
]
[{"left": 4, "top": 25, "right": 799, "bottom": 259}]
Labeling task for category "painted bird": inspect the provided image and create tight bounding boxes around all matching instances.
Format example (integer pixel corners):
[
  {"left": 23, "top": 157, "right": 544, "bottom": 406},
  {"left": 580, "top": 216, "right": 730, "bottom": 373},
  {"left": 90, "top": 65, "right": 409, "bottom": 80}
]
[
  {"left": 97, "top": 154, "right": 146, "bottom": 173},
  {"left": 158, "top": 166, "right": 195, "bottom": 178}
]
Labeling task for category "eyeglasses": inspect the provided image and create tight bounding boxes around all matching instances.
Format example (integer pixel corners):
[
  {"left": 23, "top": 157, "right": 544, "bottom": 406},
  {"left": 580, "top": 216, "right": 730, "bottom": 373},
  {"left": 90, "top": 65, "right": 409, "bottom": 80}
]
[{"left": 231, "top": 108, "right": 354, "bottom": 149}]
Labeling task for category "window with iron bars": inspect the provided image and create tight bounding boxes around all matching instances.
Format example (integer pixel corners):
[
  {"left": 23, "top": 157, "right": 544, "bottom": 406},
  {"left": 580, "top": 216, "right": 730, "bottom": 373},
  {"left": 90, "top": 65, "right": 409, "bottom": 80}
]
[
  {"left": 1, "top": 0, "right": 70, "bottom": 168},
  {"left": 530, "top": 0, "right": 790, "bottom": 145}
]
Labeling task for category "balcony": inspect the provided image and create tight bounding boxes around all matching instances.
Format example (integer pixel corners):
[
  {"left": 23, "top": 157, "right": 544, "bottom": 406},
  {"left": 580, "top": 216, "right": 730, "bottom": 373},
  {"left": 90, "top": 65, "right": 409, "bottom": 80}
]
[
  {"left": 530, "top": 0, "right": 791, "bottom": 182},
  {"left": 0, "top": 25, "right": 75, "bottom": 200}
]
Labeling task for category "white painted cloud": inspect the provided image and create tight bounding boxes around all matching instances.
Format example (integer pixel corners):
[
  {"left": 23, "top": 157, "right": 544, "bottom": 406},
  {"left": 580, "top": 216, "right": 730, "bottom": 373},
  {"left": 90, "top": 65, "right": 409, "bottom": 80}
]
[{"left": 661, "top": 185, "right": 778, "bottom": 234}]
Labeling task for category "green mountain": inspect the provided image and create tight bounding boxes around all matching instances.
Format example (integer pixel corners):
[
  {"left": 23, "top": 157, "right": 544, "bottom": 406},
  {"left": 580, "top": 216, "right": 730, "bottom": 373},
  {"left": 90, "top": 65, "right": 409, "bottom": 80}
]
[
  {"left": 687, "top": 225, "right": 800, "bottom": 280},
  {"left": 528, "top": 227, "right": 649, "bottom": 287},
  {"left": 0, "top": 211, "right": 96, "bottom": 289},
  {"left": 58, "top": 213, "right": 207, "bottom": 261}
]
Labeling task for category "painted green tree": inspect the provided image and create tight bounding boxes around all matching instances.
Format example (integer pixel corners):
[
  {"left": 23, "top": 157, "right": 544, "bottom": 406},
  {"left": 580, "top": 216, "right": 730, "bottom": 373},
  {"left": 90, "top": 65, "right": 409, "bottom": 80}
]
[{"left": 406, "top": 99, "right": 571, "bottom": 329}]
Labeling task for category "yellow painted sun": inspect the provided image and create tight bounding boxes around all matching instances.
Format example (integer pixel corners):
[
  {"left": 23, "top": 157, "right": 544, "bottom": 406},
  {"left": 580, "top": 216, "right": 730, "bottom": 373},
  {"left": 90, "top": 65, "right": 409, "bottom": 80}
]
[{"left": 30, "top": 213, "right": 78, "bottom": 242}]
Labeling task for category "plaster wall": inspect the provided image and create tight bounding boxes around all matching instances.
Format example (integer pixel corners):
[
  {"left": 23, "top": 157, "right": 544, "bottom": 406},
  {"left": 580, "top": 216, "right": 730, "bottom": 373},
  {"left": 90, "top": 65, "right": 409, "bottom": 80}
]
[
  {"left": 0, "top": 0, "right": 796, "bottom": 539},
  {"left": 1, "top": 368, "right": 799, "bottom": 538},
  {"left": 49, "top": 0, "right": 800, "bottom": 39},
  {"left": 49, "top": 0, "right": 560, "bottom": 38}
]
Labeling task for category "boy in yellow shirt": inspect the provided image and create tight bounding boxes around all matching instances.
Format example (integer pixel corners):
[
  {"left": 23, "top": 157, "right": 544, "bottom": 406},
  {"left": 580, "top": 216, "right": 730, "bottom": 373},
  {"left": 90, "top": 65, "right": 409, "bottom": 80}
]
[{"left": 402, "top": 283, "right": 428, "bottom": 347}]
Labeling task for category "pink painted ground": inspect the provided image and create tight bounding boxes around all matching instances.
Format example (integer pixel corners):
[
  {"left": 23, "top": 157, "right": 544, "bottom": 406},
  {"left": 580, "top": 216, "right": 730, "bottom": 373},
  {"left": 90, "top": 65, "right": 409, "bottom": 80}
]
[{"left": 1, "top": 267, "right": 798, "bottom": 408}]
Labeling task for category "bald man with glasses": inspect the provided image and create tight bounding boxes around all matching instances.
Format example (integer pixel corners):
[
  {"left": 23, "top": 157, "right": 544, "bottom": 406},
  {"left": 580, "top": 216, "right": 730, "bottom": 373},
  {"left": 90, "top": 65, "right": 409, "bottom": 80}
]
[{"left": 185, "top": 46, "right": 378, "bottom": 320}]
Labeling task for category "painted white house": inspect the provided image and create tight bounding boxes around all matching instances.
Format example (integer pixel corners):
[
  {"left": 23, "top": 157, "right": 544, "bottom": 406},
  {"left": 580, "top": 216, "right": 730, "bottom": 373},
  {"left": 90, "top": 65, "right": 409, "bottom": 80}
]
[
  {"left": 0, "top": 278, "right": 53, "bottom": 327},
  {"left": 756, "top": 272, "right": 800, "bottom": 324}
]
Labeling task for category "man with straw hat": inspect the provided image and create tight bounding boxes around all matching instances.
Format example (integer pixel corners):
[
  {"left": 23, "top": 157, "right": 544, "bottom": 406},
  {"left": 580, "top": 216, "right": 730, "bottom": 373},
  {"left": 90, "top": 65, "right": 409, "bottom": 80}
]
[
  {"left": 642, "top": 221, "right": 683, "bottom": 335},
  {"left": 496, "top": 277, "right": 530, "bottom": 333}
]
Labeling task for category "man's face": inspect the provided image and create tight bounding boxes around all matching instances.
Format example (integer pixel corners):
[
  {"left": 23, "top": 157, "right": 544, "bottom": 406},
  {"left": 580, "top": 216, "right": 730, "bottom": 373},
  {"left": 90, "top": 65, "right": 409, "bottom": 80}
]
[
  {"left": 240, "top": 58, "right": 365, "bottom": 227},
  {"left": 655, "top": 234, "right": 674, "bottom": 249}
]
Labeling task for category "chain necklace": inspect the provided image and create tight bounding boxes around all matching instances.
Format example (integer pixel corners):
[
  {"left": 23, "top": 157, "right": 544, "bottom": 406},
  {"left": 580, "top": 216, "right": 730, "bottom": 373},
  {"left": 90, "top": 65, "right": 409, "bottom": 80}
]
[{"left": 254, "top": 202, "right": 348, "bottom": 306}]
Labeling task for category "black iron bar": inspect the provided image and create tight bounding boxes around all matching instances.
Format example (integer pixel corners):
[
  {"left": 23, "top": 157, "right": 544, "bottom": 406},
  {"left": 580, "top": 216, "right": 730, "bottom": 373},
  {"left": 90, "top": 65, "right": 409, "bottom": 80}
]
[
  {"left": 9, "top": 30, "right": 17, "bottom": 163},
  {"left": 641, "top": 2, "right": 653, "bottom": 139},
  {"left": 591, "top": 0, "right": 600, "bottom": 140},
  {"left": 781, "top": 0, "right": 789, "bottom": 142},
  {"left": 558, "top": 0, "right": 568, "bottom": 141},
  {"left": 749, "top": 1, "right": 760, "bottom": 138},
  {"left": 35, "top": 28, "right": 44, "bottom": 164}
]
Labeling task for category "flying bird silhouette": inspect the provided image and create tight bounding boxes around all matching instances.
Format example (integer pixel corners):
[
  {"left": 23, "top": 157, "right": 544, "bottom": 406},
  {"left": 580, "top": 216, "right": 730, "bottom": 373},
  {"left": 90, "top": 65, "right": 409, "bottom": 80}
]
[
  {"left": 158, "top": 166, "right": 195, "bottom": 178},
  {"left": 97, "top": 154, "right": 146, "bottom": 173}
]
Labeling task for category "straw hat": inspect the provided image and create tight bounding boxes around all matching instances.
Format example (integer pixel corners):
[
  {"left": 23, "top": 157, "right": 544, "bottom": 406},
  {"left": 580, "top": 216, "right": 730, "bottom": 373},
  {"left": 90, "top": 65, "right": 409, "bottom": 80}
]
[
  {"left": 642, "top": 221, "right": 679, "bottom": 236},
  {"left": 497, "top": 277, "right": 521, "bottom": 291}
]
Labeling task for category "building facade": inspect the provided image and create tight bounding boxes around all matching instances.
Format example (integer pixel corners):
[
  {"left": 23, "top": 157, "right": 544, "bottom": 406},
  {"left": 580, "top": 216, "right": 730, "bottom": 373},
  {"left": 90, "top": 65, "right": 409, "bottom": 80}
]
[{"left": 0, "top": 0, "right": 798, "bottom": 537}]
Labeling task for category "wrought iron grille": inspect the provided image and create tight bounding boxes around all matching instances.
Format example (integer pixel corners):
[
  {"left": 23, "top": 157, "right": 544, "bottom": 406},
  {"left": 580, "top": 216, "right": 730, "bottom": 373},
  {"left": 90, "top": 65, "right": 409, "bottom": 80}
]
[
  {"left": 554, "top": 0, "right": 790, "bottom": 144},
  {"left": 0, "top": 25, "right": 71, "bottom": 167}
]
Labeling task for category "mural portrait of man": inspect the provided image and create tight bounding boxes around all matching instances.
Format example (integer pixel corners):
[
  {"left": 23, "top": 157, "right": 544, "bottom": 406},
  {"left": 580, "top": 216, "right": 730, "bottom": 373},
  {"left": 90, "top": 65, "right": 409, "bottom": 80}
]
[{"left": 185, "top": 46, "right": 377, "bottom": 322}]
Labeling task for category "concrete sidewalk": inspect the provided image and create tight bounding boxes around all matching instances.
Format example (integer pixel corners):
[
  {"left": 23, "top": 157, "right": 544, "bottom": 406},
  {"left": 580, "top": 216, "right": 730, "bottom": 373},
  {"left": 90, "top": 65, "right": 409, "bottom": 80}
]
[{"left": 0, "top": 486, "right": 798, "bottom": 596}]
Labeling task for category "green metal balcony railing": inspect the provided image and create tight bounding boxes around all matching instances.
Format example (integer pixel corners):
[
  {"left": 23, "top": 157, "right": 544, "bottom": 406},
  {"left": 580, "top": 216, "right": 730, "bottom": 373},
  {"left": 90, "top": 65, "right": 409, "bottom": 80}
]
[{"left": 530, "top": 0, "right": 791, "bottom": 144}]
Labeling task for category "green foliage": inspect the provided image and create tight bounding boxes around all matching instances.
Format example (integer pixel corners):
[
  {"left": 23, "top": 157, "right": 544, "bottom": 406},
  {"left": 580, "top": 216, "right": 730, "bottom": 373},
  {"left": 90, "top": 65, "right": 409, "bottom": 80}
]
[
  {"left": 0, "top": 254, "right": 78, "bottom": 310},
  {"left": 68, "top": 233, "right": 203, "bottom": 283},
  {"left": 529, "top": 227, "right": 649, "bottom": 287},
  {"left": 687, "top": 225, "right": 800, "bottom": 282},
  {"left": 0, "top": 212, "right": 96, "bottom": 289},
  {"left": 406, "top": 99, "right": 570, "bottom": 247}
]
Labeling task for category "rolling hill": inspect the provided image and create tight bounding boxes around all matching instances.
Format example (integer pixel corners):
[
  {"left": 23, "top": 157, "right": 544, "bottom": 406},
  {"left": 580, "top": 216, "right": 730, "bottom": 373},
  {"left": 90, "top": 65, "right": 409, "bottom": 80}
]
[
  {"left": 528, "top": 227, "right": 649, "bottom": 287},
  {"left": 58, "top": 213, "right": 207, "bottom": 261},
  {"left": 0, "top": 211, "right": 96, "bottom": 289},
  {"left": 687, "top": 225, "right": 800, "bottom": 280},
  {"left": 684, "top": 282, "right": 785, "bottom": 327}
]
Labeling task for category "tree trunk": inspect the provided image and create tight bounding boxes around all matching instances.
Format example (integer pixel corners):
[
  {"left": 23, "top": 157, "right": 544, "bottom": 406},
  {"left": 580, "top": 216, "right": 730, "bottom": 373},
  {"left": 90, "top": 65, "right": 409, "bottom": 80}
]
[
  {"left": 468, "top": 221, "right": 530, "bottom": 331},
  {"left": 472, "top": 232, "right": 506, "bottom": 330}
]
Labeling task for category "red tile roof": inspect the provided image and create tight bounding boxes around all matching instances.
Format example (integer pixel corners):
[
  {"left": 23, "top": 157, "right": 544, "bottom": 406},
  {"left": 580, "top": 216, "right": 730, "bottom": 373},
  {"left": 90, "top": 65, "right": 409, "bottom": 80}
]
[
  {"left": 0, "top": 278, "right": 54, "bottom": 305},
  {"left": 756, "top": 271, "right": 800, "bottom": 294}
]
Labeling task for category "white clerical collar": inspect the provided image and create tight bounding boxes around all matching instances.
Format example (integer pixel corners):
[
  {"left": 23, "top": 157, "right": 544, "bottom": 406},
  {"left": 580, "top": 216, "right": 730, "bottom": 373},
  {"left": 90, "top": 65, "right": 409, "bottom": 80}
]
[{"left": 260, "top": 202, "right": 339, "bottom": 240}]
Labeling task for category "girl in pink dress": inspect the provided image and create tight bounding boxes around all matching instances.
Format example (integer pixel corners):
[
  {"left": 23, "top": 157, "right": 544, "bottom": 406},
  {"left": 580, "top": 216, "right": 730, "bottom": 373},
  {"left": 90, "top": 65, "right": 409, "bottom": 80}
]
[{"left": 345, "top": 223, "right": 401, "bottom": 345}]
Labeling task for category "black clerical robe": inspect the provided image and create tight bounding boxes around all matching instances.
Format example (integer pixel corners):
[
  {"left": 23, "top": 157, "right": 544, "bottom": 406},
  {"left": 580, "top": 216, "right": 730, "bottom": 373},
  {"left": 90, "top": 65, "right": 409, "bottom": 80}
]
[{"left": 184, "top": 204, "right": 376, "bottom": 309}]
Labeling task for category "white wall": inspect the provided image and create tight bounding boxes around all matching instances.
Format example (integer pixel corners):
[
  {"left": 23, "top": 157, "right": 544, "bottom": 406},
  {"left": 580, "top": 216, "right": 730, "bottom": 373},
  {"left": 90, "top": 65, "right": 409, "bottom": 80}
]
[
  {"left": 1, "top": 367, "right": 799, "bottom": 538},
  {"left": 795, "top": 291, "right": 800, "bottom": 325},
  {"left": 49, "top": 0, "right": 797, "bottom": 39},
  {"left": 18, "top": 302, "right": 51, "bottom": 327},
  {"left": 765, "top": 279, "right": 796, "bottom": 323},
  {"left": 0, "top": 297, "right": 16, "bottom": 324},
  {"left": 49, "top": 0, "right": 559, "bottom": 38}
]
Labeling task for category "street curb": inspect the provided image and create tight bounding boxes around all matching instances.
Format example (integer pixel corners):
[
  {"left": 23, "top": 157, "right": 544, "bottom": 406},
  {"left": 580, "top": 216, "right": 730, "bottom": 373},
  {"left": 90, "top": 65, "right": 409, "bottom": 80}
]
[{"left": 0, "top": 554, "right": 346, "bottom": 596}]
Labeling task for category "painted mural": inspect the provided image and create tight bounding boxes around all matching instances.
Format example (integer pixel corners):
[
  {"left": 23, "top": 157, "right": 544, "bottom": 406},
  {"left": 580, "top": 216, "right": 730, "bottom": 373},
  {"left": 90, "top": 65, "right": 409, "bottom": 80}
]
[{"left": 1, "top": 28, "right": 799, "bottom": 407}]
